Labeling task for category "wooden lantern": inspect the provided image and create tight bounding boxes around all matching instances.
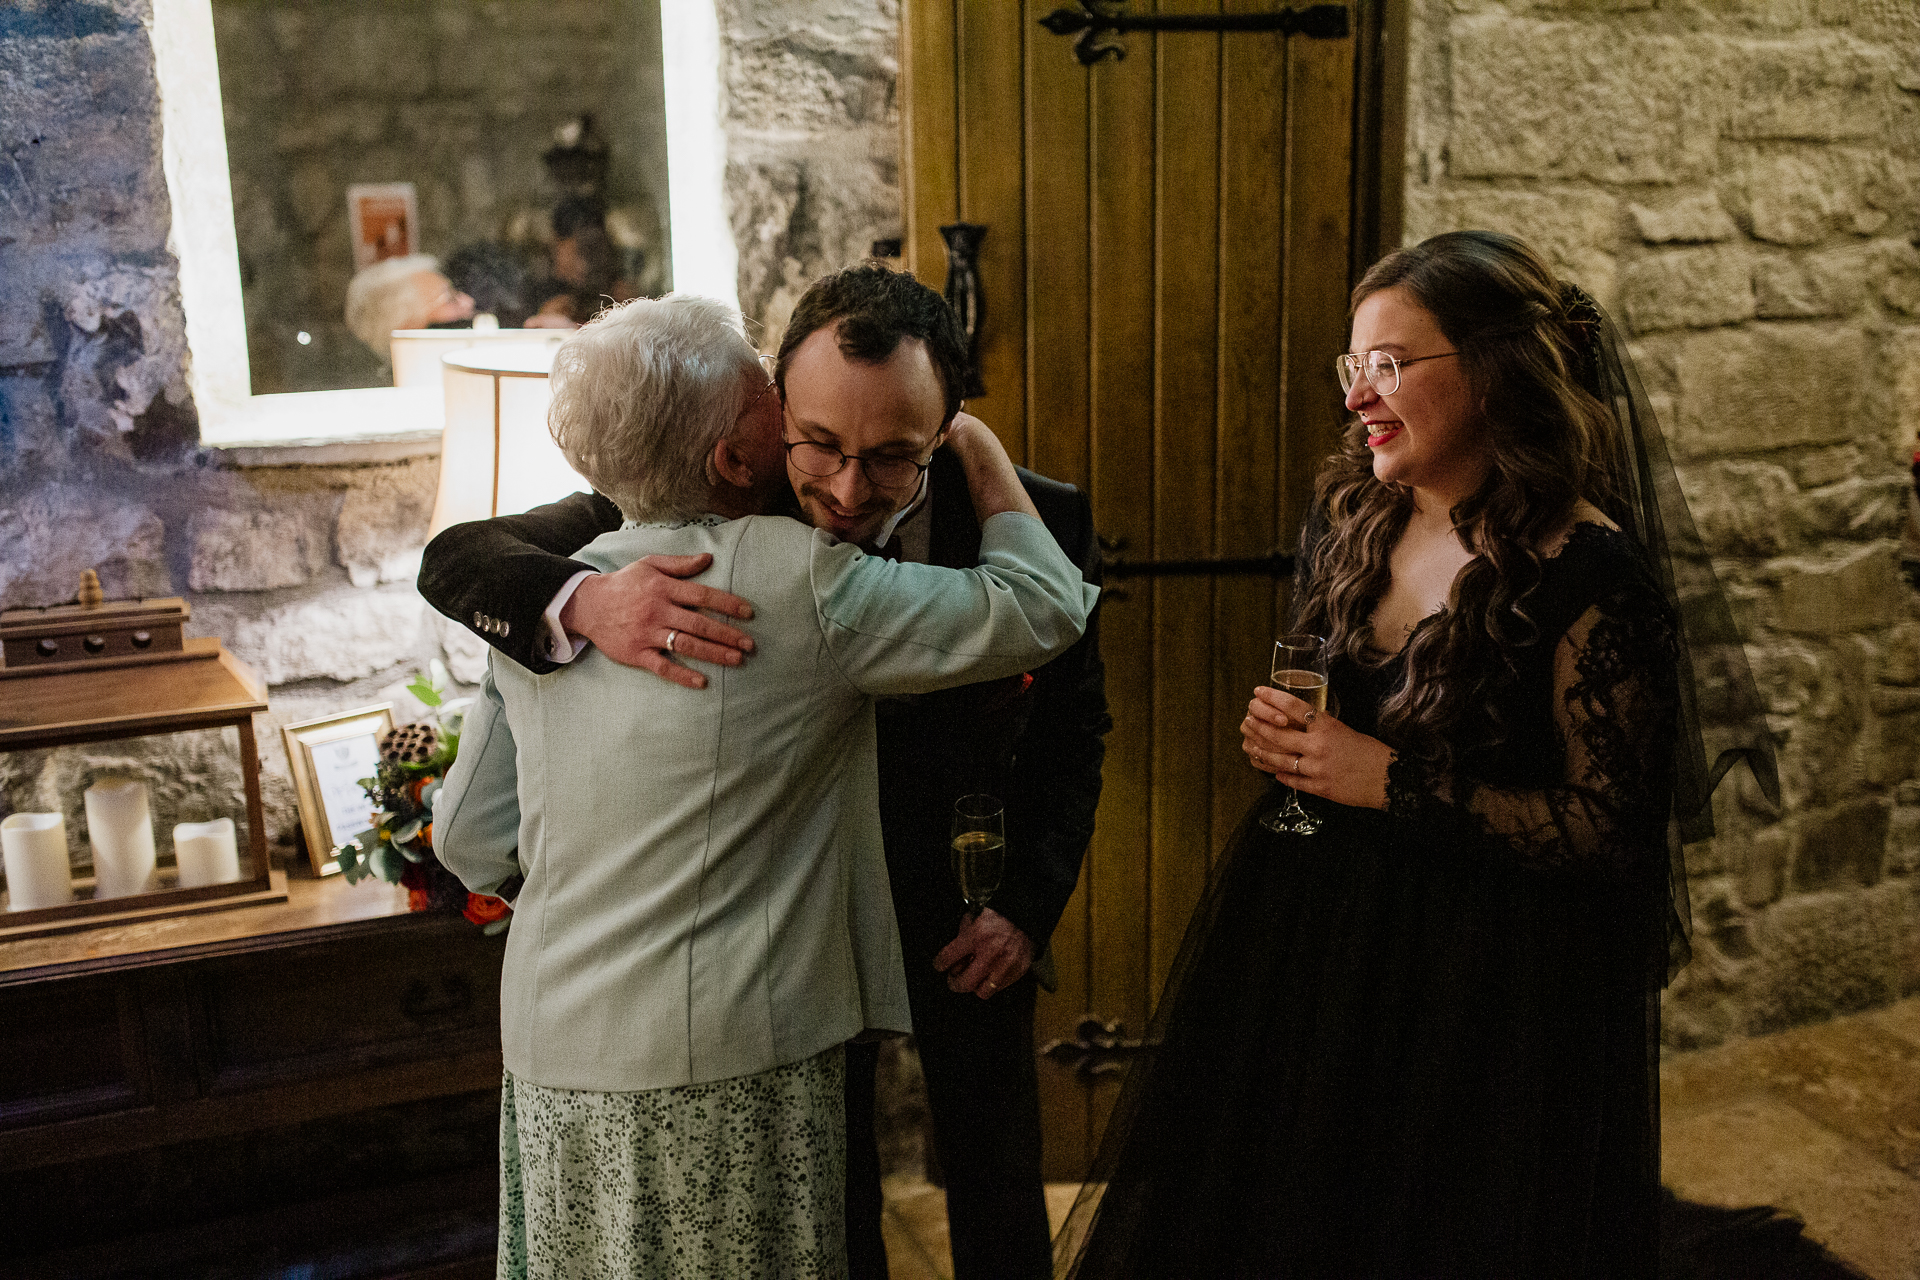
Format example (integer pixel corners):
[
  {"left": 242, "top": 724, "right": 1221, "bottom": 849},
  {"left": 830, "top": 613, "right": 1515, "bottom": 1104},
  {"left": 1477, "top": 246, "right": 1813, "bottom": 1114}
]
[{"left": 0, "top": 581, "right": 286, "bottom": 938}]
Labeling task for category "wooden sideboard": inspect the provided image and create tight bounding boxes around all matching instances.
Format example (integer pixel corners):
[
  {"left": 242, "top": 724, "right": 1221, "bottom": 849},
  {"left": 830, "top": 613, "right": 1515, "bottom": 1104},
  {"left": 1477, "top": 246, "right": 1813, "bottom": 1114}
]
[{"left": 0, "top": 872, "right": 507, "bottom": 1278}]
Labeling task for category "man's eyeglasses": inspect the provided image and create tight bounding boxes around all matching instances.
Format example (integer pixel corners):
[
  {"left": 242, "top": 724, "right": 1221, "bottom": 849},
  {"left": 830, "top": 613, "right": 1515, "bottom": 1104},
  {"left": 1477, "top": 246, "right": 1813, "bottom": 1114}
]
[
  {"left": 1335, "top": 349, "right": 1459, "bottom": 396},
  {"left": 783, "top": 436, "right": 931, "bottom": 492}
]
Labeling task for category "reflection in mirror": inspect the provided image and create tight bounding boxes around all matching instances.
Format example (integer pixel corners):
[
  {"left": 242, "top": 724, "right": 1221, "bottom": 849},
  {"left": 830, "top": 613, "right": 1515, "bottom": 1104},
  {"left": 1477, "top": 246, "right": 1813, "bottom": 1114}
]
[{"left": 211, "top": 0, "right": 670, "bottom": 395}]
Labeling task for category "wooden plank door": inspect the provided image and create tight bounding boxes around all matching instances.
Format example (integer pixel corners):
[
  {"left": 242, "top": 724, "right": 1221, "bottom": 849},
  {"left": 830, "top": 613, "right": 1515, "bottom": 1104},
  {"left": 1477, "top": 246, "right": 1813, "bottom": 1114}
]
[{"left": 902, "top": 0, "right": 1359, "bottom": 1181}]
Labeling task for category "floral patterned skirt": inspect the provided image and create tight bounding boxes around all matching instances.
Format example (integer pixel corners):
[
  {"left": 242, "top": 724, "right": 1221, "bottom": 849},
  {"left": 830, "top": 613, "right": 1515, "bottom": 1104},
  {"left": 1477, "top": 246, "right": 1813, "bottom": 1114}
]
[{"left": 497, "top": 1047, "right": 846, "bottom": 1279}]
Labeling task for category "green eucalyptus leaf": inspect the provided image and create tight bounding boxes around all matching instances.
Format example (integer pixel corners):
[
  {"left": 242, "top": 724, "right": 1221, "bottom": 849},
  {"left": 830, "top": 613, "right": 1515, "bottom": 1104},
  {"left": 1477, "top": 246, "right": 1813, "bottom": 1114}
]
[
  {"left": 391, "top": 817, "right": 424, "bottom": 845},
  {"left": 369, "top": 842, "right": 406, "bottom": 883}
]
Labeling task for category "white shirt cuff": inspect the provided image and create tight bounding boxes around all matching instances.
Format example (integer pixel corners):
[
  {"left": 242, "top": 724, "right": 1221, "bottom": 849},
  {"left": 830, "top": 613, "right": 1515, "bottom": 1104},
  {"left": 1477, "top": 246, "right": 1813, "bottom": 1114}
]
[{"left": 541, "top": 570, "right": 596, "bottom": 664}]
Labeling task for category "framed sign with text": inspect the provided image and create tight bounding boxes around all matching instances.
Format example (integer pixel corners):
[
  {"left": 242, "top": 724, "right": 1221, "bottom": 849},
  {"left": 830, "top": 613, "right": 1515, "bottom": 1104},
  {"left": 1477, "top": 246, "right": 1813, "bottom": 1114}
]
[{"left": 282, "top": 705, "right": 393, "bottom": 876}]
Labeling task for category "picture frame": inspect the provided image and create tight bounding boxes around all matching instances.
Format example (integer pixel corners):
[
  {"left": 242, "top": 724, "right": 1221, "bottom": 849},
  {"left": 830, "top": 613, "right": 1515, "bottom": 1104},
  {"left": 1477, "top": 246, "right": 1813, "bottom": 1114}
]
[
  {"left": 281, "top": 705, "right": 393, "bottom": 876},
  {"left": 347, "top": 182, "right": 418, "bottom": 270}
]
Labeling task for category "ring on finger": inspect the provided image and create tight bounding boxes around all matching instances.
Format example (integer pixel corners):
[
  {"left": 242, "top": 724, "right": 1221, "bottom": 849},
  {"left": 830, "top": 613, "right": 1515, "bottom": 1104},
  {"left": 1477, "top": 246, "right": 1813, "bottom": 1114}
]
[
  {"left": 665, "top": 629, "right": 678, "bottom": 654},
  {"left": 1292, "top": 753, "right": 1303, "bottom": 773}
]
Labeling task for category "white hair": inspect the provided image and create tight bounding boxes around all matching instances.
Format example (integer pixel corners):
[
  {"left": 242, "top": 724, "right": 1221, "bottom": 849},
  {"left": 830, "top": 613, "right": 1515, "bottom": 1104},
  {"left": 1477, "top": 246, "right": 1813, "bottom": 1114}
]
[
  {"left": 344, "top": 254, "right": 442, "bottom": 355},
  {"left": 547, "top": 295, "right": 764, "bottom": 522}
]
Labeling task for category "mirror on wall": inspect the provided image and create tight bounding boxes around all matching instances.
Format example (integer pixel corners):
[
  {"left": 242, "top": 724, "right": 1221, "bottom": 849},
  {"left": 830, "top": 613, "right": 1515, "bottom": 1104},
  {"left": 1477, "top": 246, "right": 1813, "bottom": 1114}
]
[{"left": 211, "top": 0, "right": 671, "bottom": 395}]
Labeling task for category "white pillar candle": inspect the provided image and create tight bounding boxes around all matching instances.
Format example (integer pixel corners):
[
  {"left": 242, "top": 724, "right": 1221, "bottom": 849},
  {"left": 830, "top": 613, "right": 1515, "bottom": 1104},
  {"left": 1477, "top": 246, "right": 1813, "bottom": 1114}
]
[
  {"left": 2, "top": 813, "right": 75, "bottom": 910},
  {"left": 172, "top": 818, "right": 240, "bottom": 889},
  {"left": 85, "top": 778, "right": 158, "bottom": 899}
]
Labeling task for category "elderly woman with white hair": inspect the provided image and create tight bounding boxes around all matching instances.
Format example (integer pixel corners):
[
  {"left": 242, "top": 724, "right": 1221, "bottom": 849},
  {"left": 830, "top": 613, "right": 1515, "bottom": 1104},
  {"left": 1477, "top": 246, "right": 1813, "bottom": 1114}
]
[
  {"left": 343, "top": 254, "right": 476, "bottom": 357},
  {"left": 433, "top": 294, "right": 1095, "bottom": 1278}
]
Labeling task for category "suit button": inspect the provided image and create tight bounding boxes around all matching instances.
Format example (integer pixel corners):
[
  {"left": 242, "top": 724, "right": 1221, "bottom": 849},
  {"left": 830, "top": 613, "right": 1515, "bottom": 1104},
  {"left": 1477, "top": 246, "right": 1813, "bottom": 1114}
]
[
  {"left": 498, "top": 620, "right": 510, "bottom": 637},
  {"left": 473, "top": 611, "right": 485, "bottom": 631}
]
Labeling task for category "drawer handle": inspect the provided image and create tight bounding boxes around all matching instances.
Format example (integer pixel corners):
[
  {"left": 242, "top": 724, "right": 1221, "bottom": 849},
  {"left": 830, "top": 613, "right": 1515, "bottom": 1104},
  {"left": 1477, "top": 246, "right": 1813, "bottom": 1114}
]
[{"left": 401, "top": 976, "right": 474, "bottom": 1025}]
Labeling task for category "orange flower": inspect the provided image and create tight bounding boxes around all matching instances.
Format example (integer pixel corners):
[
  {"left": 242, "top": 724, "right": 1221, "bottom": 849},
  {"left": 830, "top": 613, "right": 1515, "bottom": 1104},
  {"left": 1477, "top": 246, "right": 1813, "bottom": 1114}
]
[
  {"left": 411, "top": 775, "right": 433, "bottom": 805},
  {"left": 419, "top": 821, "right": 433, "bottom": 850},
  {"left": 463, "top": 893, "right": 511, "bottom": 926},
  {"left": 407, "top": 887, "right": 431, "bottom": 912}
]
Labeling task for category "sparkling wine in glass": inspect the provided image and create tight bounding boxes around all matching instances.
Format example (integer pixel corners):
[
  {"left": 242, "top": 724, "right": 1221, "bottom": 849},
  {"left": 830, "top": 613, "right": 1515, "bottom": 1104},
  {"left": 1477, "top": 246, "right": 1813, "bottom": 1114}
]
[
  {"left": 950, "top": 794, "right": 1006, "bottom": 917},
  {"left": 1260, "top": 634, "right": 1328, "bottom": 836}
]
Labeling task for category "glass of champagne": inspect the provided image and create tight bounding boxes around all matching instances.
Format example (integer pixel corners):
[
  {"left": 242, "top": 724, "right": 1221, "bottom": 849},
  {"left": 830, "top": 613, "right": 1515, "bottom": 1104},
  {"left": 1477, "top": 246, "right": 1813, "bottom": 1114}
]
[
  {"left": 1259, "top": 634, "right": 1328, "bottom": 836},
  {"left": 950, "top": 794, "right": 1006, "bottom": 917}
]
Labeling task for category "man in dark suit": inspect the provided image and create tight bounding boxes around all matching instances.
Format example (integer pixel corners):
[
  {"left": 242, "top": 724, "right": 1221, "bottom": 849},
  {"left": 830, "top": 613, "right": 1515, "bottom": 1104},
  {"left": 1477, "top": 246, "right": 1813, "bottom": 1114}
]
[{"left": 418, "top": 265, "right": 1108, "bottom": 1280}]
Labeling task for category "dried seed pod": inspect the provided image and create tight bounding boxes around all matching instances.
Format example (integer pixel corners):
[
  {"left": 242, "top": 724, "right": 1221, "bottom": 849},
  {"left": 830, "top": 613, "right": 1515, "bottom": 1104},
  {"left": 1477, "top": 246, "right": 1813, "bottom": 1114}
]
[{"left": 379, "top": 721, "right": 440, "bottom": 766}]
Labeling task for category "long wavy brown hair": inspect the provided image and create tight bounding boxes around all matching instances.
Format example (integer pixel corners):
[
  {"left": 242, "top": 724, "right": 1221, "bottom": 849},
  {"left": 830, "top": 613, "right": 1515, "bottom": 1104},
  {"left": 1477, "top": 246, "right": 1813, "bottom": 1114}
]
[{"left": 1295, "top": 230, "right": 1621, "bottom": 762}]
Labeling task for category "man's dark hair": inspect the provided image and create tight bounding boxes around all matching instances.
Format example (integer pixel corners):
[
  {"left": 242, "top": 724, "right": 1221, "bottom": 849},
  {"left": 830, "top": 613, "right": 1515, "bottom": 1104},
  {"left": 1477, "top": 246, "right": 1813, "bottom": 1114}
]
[
  {"left": 775, "top": 263, "right": 969, "bottom": 426},
  {"left": 552, "top": 194, "right": 608, "bottom": 241}
]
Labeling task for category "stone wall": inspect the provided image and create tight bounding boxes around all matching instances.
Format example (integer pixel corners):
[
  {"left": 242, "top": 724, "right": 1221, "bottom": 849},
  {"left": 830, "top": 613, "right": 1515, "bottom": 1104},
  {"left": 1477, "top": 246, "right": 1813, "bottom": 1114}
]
[
  {"left": 0, "top": 0, "right": 464, "bottom": 876},
  {"left": 1403, "top": 0, "right": 1920, "bottom": 1046},
  {"left": 718, "top": 0, "right": 903, "bottom": 348},
  {"left": 214, "top": 0, "right": 669, "bottom": 395}
]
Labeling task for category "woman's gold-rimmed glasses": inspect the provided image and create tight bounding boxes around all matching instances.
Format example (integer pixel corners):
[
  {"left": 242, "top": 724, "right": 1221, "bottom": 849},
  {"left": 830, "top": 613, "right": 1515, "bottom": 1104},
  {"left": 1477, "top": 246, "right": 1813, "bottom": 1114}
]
[{"left": 1335, "top": 349, "right": 1459, "bottom": 396}]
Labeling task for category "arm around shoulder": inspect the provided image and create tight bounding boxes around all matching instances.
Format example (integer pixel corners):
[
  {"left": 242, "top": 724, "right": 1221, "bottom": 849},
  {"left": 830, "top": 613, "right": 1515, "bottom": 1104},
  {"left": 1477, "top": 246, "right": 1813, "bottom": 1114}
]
[{"left": 417, "top": 490, "right": 622, "bottom": 674}]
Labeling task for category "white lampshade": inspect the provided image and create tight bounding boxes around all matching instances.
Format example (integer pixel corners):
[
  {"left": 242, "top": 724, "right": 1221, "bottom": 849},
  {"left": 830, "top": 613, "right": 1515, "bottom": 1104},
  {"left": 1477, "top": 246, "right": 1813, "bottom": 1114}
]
[
  {"left": 427, "top": 343, "right": 589, "bottom": 539},
  {"left": 389, "top": 328, "right": 565, "bottom": 389}
]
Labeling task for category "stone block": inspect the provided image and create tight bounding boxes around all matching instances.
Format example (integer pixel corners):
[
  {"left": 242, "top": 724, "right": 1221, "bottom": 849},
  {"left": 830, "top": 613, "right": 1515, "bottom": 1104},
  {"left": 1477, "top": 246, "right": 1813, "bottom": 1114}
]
[
  {"left": 1449, "top": 18, "right": 1713, "bottom": 184},
  {"left": 1860, "top": 694, "right": 1920, "bottom": 786},
  {"left": 1792, "top": 445, "right": 1861, "bottom": 490},
  {"left": 0, "top": 19, "right": 171, "bottom": 262},
  {"left": 1794, "top": 474, "right": 1909, "bottom": 542},
  {"left": 188, "top": 507, "right": 329, "bottom": 592},
  {"left": 59, "top": 267, "right": 192, "bottom": 439},
  {"left": 1877, "top": 622, "right": 1920, "bottom": 686},
  {"left": 1889, "top": 807, "right": 1920, "bottom": 876},
  {"left": 1629, "top": 192, "right": 1739, "bottom": 244},
  {"left": 0, "top": 487, "right": 171, "bottom": 608},
  {"left": 726, "top": 39, "right": 898, "bottom": 134},
  {"left": 200, "top": 587, "right": 427, "bottom": 686},
  {"left": 1723, "top": 146, "right": 1900, "bottom": 246},
  {"left": 1873, "top": 239, "right": 1920, "bottom": 317},
  {"left": 1735, "top": 820, "right": 1793, "bottom": 908},
  {"left": 1720, "top": 34, "right": 1887, "bottom": 144},
  {"left": 1775, "top": 543, "right": 1903, "bottom": 634},
  {"left": 1750, "top": 881, "right": 1915, "bottom": 1028},
  {"left": 1890, "top": 328, "right": 1920, "bottom": 458},
  {"left": 335, "top": 461, "right": 437, "bottom": 587},
  {"left": 729, "top": 148, "right": 901, "bottom": 345},
  {"left": 1753, "top": 248, "right": 1870, "bottom": 319},
  {"left": 1620, "top": 246, "right": 1755, "bottom": 332},
  {"left": 1792, "top": 798, "right": 1891, "bottom": 891},
  {"left": 1677, "top": 459, "right": 1800, "bottom": 557},
  {"left": 1673, "top": 325, "right": 1863, "bottom": 458},
  {"left": 1398, "top": 187, "right": 1620, "bottom": 307}
]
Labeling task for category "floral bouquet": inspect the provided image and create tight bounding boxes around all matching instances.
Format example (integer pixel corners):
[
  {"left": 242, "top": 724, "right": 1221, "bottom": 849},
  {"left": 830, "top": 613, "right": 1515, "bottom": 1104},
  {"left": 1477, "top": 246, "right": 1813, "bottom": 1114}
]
[{"left": 337, "top": 669, "right": 512, "bottom": 934}]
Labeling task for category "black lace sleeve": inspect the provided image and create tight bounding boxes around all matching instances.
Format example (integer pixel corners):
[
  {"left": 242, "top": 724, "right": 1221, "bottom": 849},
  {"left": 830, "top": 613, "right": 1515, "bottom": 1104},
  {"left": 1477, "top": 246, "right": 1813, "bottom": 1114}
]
[{"left": 1385, "top": 588, "right": 1680, "bottom": 878}]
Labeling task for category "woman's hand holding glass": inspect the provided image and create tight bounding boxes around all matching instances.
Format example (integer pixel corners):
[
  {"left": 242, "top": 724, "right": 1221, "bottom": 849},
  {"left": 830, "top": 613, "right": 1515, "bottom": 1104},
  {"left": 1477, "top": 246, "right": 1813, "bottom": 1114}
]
[{"left": 1242, "top": 686, "right": 1395, "bottom": 812}]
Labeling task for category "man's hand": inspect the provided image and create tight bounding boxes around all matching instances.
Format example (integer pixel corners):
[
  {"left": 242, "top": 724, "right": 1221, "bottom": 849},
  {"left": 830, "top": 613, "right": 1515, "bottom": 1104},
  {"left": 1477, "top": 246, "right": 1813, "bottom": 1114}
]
[
  {"left": 561, "top": 553, "right": 756, "bottom": 690},
  {"left": 933, "top": 908, "right": 1036, "bottom": 999}
]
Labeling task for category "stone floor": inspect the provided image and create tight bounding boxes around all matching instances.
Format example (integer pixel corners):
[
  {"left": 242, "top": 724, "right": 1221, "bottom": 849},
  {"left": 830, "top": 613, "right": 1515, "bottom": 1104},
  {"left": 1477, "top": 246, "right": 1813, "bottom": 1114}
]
[{"left": 881, "top": 996, "right": 1920, "bottom": 1280}]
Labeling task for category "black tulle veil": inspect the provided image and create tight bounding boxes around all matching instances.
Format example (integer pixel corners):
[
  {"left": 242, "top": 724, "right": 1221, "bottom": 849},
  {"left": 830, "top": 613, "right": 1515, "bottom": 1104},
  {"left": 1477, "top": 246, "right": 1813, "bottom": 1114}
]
[{"left": 1051, "top": 282, "right": 1780, "bottom": 1278}]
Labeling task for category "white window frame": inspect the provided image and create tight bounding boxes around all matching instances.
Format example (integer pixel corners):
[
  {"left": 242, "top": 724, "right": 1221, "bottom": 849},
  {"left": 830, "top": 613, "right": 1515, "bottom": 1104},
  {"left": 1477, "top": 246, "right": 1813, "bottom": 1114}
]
[{"left": 149, "top": 0, "right": 734, "bottom": 466}]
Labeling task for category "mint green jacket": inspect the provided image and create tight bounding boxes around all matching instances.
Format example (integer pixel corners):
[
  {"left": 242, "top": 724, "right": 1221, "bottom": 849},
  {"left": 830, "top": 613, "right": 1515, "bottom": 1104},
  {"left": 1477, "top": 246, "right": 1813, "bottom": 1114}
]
[{"left": 435, "top": 510, "right": 1096, "bottom": 1092}]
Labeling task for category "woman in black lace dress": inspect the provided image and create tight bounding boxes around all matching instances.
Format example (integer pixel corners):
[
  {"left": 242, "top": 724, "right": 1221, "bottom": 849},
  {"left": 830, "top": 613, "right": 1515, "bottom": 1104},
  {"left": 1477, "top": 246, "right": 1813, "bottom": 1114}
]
[{"left": 1056, "top": 231, "right": 1775, "bottom": 1280}]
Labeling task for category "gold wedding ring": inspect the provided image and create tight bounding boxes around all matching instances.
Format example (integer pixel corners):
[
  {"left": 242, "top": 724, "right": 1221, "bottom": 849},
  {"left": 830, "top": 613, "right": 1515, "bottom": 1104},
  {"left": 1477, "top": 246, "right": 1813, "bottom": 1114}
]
[{"left": 665, "top": 629, "right": 678, "bottom": 653}]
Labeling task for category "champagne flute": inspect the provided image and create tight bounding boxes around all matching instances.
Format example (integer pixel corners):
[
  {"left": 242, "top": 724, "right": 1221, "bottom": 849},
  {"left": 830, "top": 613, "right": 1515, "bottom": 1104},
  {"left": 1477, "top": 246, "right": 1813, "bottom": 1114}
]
[
  {"left": 950, "top": 794, "right": 1006, "bottom": 917},
  {"left": 1259, "top": 634, "right": 1328, "bottom": 836}
]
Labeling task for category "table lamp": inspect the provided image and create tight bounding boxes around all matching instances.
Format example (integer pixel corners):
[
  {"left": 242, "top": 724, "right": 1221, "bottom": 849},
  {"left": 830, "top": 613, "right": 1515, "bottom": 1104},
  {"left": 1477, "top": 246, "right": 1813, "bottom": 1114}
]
[{"left": 426, "top": 343, "right": 590, "bottom": 539}]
